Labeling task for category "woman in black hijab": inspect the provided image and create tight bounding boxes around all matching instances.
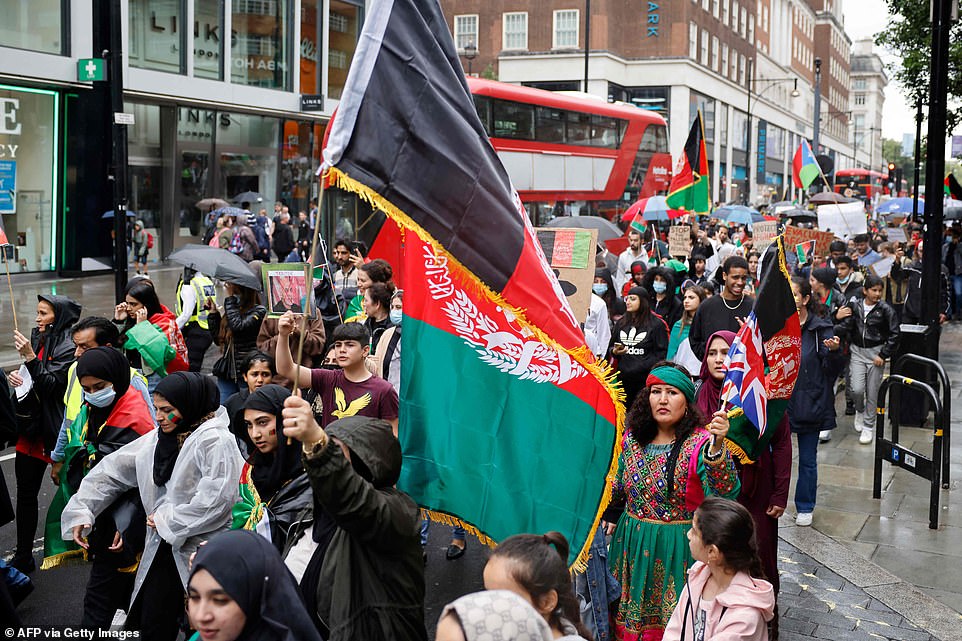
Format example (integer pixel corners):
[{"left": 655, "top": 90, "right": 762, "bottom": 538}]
[
  {"left": 187, "top": 529, "right": 321, "bottom": 641},
  {"left": 233, "top": 385, "right": 312, "bottom": 560}
]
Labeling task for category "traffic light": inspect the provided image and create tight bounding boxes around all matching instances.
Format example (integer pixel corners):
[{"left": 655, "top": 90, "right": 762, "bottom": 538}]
[{"left": 887, "top": 162, "right": 897, "bottom": 194}]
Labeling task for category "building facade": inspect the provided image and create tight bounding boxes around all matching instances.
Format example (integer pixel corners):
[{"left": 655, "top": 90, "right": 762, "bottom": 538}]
[
  {"left": 441, "top": 0, "right": 860, "bottom": 206},
  {"left": 0, "top": 0, "right": 368, "bottom": 274},
  {"left": 849, "top": 38, "right": 887, "bottom": 172}
]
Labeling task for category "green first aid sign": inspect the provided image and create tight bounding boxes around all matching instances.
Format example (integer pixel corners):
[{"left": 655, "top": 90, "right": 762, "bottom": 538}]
[{"left": 77, "top": 58, "right": 106, "bottom": 82}]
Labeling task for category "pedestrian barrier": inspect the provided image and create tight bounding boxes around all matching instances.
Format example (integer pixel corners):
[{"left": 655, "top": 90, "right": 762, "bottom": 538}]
[
  {"left": 893, "top": 353, "right": 952, "bottom": 488},
  {"left": 872, "top": 373, "right": 947, "bottom": 530}
]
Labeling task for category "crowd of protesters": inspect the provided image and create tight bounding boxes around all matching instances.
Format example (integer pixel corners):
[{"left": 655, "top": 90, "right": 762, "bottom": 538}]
[{"left": 1, "top": 201, "right": 956, "bottom": 641}]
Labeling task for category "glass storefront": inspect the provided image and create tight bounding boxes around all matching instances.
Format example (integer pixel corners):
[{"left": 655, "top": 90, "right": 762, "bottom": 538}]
[
  {"left": 0, "top": 86, "right": 59, "bottom": 272},
  {"left": 129, "top": 0, "right": 185, "bottom": 74},
  {"left": 301, "top": 0, "right": 322, "bottom": 95},
  {"left": 126, "top": 103, "right": 164, "bottom": 231},
  {"left": 195, "top": 0, "right": 225, "bottom": 80},
  {"left": 0, "top": 0, "right": 63, "bottom": 54},
  {"left": 329, "top": 1, "right": 363, "bottom": 100},
  {"left": 232, "top": 0, "right": 291, "bottom": 89}
]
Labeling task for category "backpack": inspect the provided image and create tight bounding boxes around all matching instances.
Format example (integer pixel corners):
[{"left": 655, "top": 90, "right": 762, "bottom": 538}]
[
  {"left": 229, "top": 230, "right": 245, "bottom": 255},
  {"left": 146, "top": 232, "right": 154, "bottom": 249},
  {"left": 252, "top": 220, "right": 270, "bottom": 251}
]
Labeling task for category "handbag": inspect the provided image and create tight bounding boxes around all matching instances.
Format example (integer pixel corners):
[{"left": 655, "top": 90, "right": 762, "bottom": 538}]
[{"left": 212, "top": 337, "right": 237, "bottom": 381}]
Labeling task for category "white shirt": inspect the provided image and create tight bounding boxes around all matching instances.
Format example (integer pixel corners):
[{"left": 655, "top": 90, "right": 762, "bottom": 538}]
[
  {"left": 584, "top": 294, "right": 612, "bottom": 359},
  {"left": 615, "top": 246, "right": 649, "bottom": 293},
  {"left": 175, "top": 278, "right": 199, "bottom": 330}
]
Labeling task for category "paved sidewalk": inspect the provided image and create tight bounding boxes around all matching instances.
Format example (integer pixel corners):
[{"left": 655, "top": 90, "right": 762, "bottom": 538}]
[{"left": 2, "top": 266, "right": 962, "bottom": 640}]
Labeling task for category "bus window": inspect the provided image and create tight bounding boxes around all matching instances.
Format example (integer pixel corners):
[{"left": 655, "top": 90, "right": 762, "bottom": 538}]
[
  {"left": 591, "top": 115, "right": 624, "bottom": 148},
  {"left": 627, "top": 124, "right": 670, "bottom": 201},
  {"left": 473, "top": 95, "right": 492, "bottom": 136},
  {"left": 492, "top": 99, "right": 535, "bottom": 139},
  {"left": 535, "top": 107, "right": 566, "bottom": 144},
  {"left": 639, "top": 124, "right": 669, "bottom": 153},
  {"left": 565, "top": 110, "right": 592, "bottom": 145}
]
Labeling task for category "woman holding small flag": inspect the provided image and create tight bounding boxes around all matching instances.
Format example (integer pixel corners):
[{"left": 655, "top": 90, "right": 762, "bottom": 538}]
[{"left": 606, "top": 362, "right": 739, "bottom": 641}]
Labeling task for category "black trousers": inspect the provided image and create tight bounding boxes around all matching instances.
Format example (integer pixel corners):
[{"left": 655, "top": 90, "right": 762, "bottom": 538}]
[
  {"left": 182, "top": 323, "right": 213, "bottom": 372},
  {"left": 82, "top": 559, "right": 135, "bottom": 628},
  {"left": 14, "top": 453, "right": 47, "bottom": 564},
  {"left": 126, "top": 543, "right": 183, "bottom": 641}
]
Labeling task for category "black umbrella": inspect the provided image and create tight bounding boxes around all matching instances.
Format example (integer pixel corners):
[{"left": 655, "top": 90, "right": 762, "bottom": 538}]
[
  {"left": 168, "top": 244, "right": 262, "bottom": 291},
  {"left": 781, "top": 208, "right": 816, "bottom": 222},
  {"left": 808, "top": 192, "right": 856, "bottom": 205},
  {"left": 232, "top": 191, "right": 265, "bottom": 206},
  {"left": 102, "top": 210, "right": 137, "bottom": 219},
  {"left": 544, "top": 215, "right": 624, "bottom": 242}
]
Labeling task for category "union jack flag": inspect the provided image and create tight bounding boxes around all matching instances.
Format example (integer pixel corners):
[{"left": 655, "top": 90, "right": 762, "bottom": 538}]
[{"left": 720, "top": 312, "right": 769, "bottom": 436}]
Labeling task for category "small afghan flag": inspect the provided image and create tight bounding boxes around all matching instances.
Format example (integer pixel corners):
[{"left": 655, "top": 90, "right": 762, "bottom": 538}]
[
  {"left": 666, "top": 112, "right": 711, "bottom": 214},
  {"left": 792, "top": 140, "right": 820, "bottom": 189},
  {"left": 946, "top": 173, "right": 962, "bottom": 200},
  {"left": 721, "top": 236, "right": 801, "bottom": 461},
  {"left": 321, "top": 0, "right": 622, "bottom": 569},
  {"left": 630, "top": 212, "right": 648, "bottom": 235}
]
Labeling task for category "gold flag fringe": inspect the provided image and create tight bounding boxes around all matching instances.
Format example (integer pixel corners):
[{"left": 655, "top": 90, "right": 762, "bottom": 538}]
[
  {"left": 40, "top": 548, "right": 87, "bottom": 570},
  {"left": 328, "top": 166, "right": 625, "bottom": 572}
]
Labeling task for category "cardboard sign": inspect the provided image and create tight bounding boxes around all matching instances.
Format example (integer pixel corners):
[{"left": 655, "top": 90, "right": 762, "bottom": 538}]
[
  {"left": 817, "top": 202, "right": 867, "bottom": 239},
  {"left": 871, "top": 256, "right": 895, "bottom": 279},
  {"left": 885, "top": 227, "right": 907, "bottom": 243},
  {"left": 668, "top": 225, "right": 692, "bottom": 257},
  {"left": 752, "top": 221, "right": 778, "bottom": 249},
  {"left": 783, "top": 226, "right": 836, "bottom": 259},
  {"left": 262, "top": 263, "right": 314, "bottom": 317},
  {"left": 535, "top": 227, "right": 598, "bottom": 323}
]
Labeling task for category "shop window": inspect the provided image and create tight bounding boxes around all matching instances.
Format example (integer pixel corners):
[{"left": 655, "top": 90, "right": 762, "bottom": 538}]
[
  {"left": 129, "top": 0, "right": 185, "bottom": 74},
  {"left": 216, "top": 113, "right": 280, "bottom": 209},
  {"left": 328, "top": 1, "right": 362, "bottom": 100},
  {"left": 125, "top": 103, "right": 163, "bottom": 231},
  {"left": 281, "top": 120, "right": 319, "bottom": 215},
  {"left": 194, "top": 0, "right": 224, "bottom": 79},
  {"left": 0, "top": 0, "right": 63, "bottom": 54},
  {"left": 0, "top": 86, "right": 59, "bottom": 271},
  {"left": 232, "top": 0, "right": 290, "bottom": 89},
  {"left": 300, "top": 0, "right": 322, "bottom": 95}
]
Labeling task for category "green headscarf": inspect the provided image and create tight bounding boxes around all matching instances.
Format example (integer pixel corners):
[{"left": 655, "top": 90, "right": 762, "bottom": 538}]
[{"left": 646, "top": 365, "right": 696, "bottom": 403}]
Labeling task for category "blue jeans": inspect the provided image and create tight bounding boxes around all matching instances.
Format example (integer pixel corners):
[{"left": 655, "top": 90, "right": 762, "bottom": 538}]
[
  {"left": 574, "top": 525, "right": 620, "bottom": 641},
  {"left": 952, "top": 274, "right": 962, "bottom": 316},
  {"left": 216, "top": 377, "right": 239, "bottom": 404},
  {"left": 794, "top": 431, "right": 820, "bottom": 514},
  {"left": 419, "top": 520, "right": 466, "bottom": 547}
]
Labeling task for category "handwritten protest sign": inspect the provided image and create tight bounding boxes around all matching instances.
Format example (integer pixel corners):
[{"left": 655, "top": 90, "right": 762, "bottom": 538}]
[
  {"left": 784, "top": 226, "right": 836, "bottom": 258},
  {"left": 535, "top": 227, "right": 598, "bottom": 322},
  {"left": 752, "top": 221, "right": 778, "bottom": 249},
  {"left": 668, "top": 225, "right": 692, "bottom": 257},
  {"left": 885, "top": 227, "right": 907, "bottom": 243},
  {"left": 871, "top": 256, "right": 895, "bottom": 278}
]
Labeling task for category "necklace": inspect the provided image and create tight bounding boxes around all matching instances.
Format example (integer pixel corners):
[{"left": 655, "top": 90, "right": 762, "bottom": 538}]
[{"left": 721, "top": 293, "right": 745, "bottom": 310}]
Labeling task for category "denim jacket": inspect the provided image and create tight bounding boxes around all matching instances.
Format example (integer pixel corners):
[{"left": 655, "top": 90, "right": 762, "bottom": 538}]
[{"left": 574, "top": 525, "right": 621, "bottom": 641}]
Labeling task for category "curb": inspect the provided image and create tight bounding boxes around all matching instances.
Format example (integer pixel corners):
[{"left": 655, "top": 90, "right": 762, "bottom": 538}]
[{"left": 780, "top": 524, "right": 962, "bottom": 641}]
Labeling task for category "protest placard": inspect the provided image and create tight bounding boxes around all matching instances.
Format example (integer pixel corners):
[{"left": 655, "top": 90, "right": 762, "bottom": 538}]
[
  {"left": 535, "top": 227, "right": 598, "bottom": 322},
  {"left": 668, "top": 225, "right": 692, "bottom": 257},
  {"left": 871, "top": 256, "right": 895, "bottom": 279},
  {"left": 783, "top": 226, "right": 836, "bottom": 258},
  {"left": 752, "top": 221, "right": 778, "bottom": 249},
  {"left": 885, "top": 227, "right": 907, "bottom": 243},
  {"left": 816, "top": 201, "right": 867, "bottom": 239}
]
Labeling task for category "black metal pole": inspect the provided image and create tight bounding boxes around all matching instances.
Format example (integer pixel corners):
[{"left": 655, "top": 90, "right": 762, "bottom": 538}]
[
  {"left": 812, "top": 57, "right": 822, "bottom": 171},
  {"left": 912, "top": 97, "right": 923, "bottom": 221},
  {"left": 108, "top": 0, "right": 129, "bottom": 302},
  {"left": 583, "top": 0, "right": 590, "bottom": 92},
  {"left": 746, "top": 58, "right": 753, "bottom": 206}
]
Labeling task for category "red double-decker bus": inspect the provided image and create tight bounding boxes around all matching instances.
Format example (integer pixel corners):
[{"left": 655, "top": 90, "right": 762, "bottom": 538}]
[
  {"left": 834, "top": 168, "right": 889, "bottom": 200},
  {"left": 467, "top": 78, "right": 672, "bottom": 225}
]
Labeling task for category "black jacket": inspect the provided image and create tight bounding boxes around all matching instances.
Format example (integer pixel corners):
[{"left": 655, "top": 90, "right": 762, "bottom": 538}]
[
  {"left": 890, "top": 259, "right": 951, "bottom": 323},
  {"left": 788, "top": 313, "right": 844, "bottom": 433},
  {"left": 209, "top": 297, "right": 267, "bottom": 381},
  {"left": 304, "top": 418, "right": 427, "bottom": 641},
  {"left": 836, "top": 298, "right": 900, "bottom": 359},
  {"left": 19, "top": 295, "right": 81, "bottom": 451},
  {"left": 608, "top": 315, "right": 669, "bottom": 379},
  {"left": 272, "top": 222, "right": 296, "bottom": 258}
]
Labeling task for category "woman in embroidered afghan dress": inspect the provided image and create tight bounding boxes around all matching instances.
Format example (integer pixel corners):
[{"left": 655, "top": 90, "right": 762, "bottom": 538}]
[{"left": 606, "top": 363, "right": 740, "bottom": 641}]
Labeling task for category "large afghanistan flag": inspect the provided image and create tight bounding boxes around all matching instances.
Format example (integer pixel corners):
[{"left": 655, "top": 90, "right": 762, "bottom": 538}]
[
  {"left": 721, "top": 235, "right": 801, "bottom": 462},
  {"left": 666, "top": 112, "right": 711, "bottom": 214},
  {"left": 321, "top": 0, "right": 623, "bottom": 568}
]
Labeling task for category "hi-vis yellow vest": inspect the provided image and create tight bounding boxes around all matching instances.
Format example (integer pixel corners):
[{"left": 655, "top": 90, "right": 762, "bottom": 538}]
[{"left": 176, "top": 275, "right": 216, "bottom": 330}]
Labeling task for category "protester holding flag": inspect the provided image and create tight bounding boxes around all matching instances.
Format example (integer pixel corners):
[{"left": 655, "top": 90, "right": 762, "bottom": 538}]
[
  {"left": 787, "top": 277, "right": 843, "bottom": 527},
  {"left": 43, "top": 347, "right": 154, "bottom": 626},
  {"left": 609, "top": 287, "right": 670, "bottom": 408},
  {"left": 695, "top": 331, "right": 792, "bottom": 602},
  {"left": 607, "top": 363, "right": 739, "bottom": 640}
]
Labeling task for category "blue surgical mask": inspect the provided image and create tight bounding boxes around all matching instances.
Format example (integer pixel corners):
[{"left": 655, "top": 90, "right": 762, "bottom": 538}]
[
  {"left": 592, "top": 283, "right": 608, "bottom": 296},
  {"left": 652, "top": 281, "right": 668, "bottom": 294},
  {"left": 838, "top": 274, "right": 850, "bottom": 285},
  {"left": 84, "top": 386, "right": 116, "bottom": 408},
  {"left": 389, "top": 310, "right": 403, "bottom": 325}
]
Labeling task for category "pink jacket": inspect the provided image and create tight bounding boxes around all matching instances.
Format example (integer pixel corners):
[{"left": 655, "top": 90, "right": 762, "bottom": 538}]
[{"left": 663, "top": 561, "right": 775, "bottom": 641}]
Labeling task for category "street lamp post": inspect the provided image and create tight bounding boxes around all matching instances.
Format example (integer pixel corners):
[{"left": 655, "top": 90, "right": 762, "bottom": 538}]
[
  {"left": 462, "top": 42, "right": 478, "bottom": 76},
  {"left": 746, "top": 61, "right": 800, "bottom": 204},
  {"left": 812, "top": 58, "right": 822, "bottom": 158}
]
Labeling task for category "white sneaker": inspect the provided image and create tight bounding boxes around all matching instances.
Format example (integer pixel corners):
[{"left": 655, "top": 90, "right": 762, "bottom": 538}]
[
  {"left": 853, "top": 411, "right": 864, "bottom": 432},
  {"left": 796, "top": 512, "right": 813, "bottom": 527},
  {"left": 818, "top": 430, "right": 833, "bottom": 443},
  {"left": 859, "top": 429, "right": 874, "bottom": 444}
]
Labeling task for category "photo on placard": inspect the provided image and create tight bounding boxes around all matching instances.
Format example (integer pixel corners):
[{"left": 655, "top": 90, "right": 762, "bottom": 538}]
[{"left": 262, "top": 263, "right": 313, "bottom": 318}]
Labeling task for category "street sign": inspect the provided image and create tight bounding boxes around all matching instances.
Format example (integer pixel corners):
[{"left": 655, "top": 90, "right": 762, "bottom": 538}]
[
  {"left": 300, "top": 94, "right": 325, "bottom": 111},
  {"left": 77, "top": 58, "right": 106, "bottom": 82}
]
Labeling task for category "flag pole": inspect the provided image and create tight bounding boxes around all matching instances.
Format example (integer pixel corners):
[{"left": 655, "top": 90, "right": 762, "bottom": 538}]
[{"left": 2, "top": 247, "right": 16, "bottom": 332}]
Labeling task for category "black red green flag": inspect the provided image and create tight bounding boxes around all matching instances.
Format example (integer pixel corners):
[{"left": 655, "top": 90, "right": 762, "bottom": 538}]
[
  {"left": 321, "top": 0, "right": 622, "bottom": 568},
  {"left": 666, "top": 112, "right": 711, "bottom": 214},
  {"left": 945, "top": 173, "right": 962, "bottom": 200}
]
